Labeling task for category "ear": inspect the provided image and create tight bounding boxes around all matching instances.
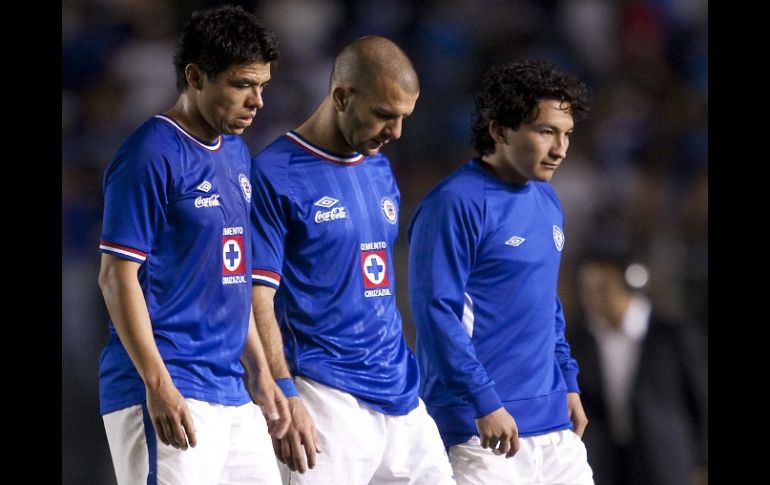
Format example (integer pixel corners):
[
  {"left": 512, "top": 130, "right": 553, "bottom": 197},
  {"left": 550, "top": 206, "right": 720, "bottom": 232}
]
[
  {"left": 488, "top": 121, "right": 508, "bottom": 145},
  {"left": 332, "top": 87, "right": 349, "bottom": 112},
  {"left": 185, "top": 64, "right": 204, "bottom": 91}
]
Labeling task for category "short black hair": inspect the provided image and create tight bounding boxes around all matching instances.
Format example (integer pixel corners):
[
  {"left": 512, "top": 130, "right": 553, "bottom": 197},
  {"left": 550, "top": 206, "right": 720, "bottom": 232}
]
[
  {"left": 173, "top": 5, "right": 279, "bottom": 92},
  {"left": 470, "top": 60, "right": 589, "bottom": 157}
]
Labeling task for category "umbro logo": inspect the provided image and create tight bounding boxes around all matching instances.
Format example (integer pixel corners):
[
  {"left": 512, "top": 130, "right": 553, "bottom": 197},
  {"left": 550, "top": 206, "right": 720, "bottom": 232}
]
[
  {"left": 505, "top": 236, "right": 526, "bottom": 247},
  {"left": 197, "top": 180, "right": 213, "bottom": 193},
  {"left": 314, "top": 196, "right": 339, "bottom": 208}
]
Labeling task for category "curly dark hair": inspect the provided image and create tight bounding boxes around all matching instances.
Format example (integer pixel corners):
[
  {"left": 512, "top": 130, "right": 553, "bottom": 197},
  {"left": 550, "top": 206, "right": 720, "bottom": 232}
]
[
  {"left": 470, "top": 60, "right": 589, "bottom": 157},
  {"left": 174, "top": 5, "right": 279, "bottom": 92}
]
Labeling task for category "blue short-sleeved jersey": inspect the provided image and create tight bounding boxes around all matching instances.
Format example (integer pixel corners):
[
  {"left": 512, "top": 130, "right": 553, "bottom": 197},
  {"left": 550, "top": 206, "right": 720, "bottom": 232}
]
[
  {"left": 98, "top": 115, "right": 254, "bottom": 414},
  {"left": 250, "top": 131, "right": 419, "bottom": 416}
]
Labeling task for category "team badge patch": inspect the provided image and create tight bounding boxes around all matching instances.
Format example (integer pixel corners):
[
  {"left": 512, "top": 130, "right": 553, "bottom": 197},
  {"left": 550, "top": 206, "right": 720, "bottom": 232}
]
[
  {"left": 361, "top": 250, "right": 389, "bottom": 288},
  {"left": 552, "top": 225, "right": 565, "bottom": 252},
  {"left": 222, "top": 234, "right": 246, "bottom": 285},
  {"left": 361, "top": 242, "right": 391, "bottom": 297},
  {"left": 381, "top": 197, "right": 397, "bottom": 224},
  {"left": 239, "top": 174, "right": 251, "bottom": 202}
]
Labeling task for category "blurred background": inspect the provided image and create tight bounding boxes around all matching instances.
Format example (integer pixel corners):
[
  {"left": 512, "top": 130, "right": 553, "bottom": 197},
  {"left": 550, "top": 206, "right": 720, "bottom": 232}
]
[{"left": 62, "top": 0, "right": 707, "bottom": 483}]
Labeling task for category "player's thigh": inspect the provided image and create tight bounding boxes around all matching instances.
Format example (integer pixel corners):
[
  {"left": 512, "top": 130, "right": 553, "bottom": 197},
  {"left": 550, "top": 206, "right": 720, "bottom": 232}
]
[
  {"left": 448, "top": 435, "right": 536, "bottom": 485},
  {"left": 450, "top": 431, "right": 594, "bottom": 485},
  {"left": 539, "top": 430, "right": 594, "bottom": 485},
  {"left": 103, "top": 400, "right": 226, "bottom": 485},
  {"left": 103, "top": 404, "right": 152, "bottom": 485},
  {"left": 374, "top": 399, "right": 455, "bottom": 484},
  {"left": 290, "top": 377, "right": 386, "bottom": 484},
  {"left": 219, "top": 402, "right": 281, "bottom": 484}
]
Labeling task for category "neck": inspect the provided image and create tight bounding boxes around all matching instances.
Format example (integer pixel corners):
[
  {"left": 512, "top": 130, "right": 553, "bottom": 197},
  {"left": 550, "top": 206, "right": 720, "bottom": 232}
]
[
  {"left": 481, "top": 153, "right": 528, "bottom": 185},
  {"left": 165, "top": 94, "right": 218, "bottom": 143},
  {"left": 608, "top": 293, "right": 633, "bottom": 329},
  {"left": 295, "top": 97, "right": 355, "bottom": 155}
]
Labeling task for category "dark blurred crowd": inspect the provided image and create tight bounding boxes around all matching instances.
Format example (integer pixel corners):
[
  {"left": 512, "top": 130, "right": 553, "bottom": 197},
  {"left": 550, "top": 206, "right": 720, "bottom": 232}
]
[{"left": 62, "top": 1, "right": 707, "bottom": 484}]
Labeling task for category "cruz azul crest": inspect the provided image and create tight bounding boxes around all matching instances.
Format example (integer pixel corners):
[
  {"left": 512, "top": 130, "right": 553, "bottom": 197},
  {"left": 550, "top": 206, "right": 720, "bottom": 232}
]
[{"left": 552, "top": 225, "right": 564, "bottom": 252}]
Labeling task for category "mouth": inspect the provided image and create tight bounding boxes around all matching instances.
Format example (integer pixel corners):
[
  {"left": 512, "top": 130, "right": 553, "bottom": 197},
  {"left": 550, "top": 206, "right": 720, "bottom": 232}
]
[
  {"left": 365, "top": 139, "right": 385, "bottom": 151},
  {"left": 541, "top": 162, "right": 559, "bottom": 170},
  {"left": 235, "top": 116, "right": 254, "bottom": 128},
  {"left": 371, "top": 139, "right": 389, "bottom": 149}
]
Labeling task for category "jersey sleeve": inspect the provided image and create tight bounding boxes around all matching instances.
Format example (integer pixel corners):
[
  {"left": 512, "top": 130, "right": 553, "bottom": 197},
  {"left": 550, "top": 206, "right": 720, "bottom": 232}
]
[
  {"left": 249, "top": 152, "right": 290, "bottom": 289},
  {"left": 99, "top": 144, "right": 170, "bottom": 263},
  {"left": 554, "top": 296, "right": 580, "bottom": 392},
  {"left": 408, "top": 189, "right": 502, "bottom": 418},
  {"left": 547, "top": 187, "right": 580, "bottom": 392}
]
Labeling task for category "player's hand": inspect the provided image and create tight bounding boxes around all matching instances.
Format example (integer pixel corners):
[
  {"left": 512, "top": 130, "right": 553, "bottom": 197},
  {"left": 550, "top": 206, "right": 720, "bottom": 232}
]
[
  {"left": 475, "top": 407, "right": 520, "bottom": 458},
  {"left": 567, "top": 392, "right": 588, "bottom": 437},
  {"left": 247, "top": 375, "right": 291, "bottom": 439},
  {"left": 276, "top": 397, "right": 321, "bottom": 473},
  {"left": 146, "top": 380, "right": 197, "bottom": 450}
]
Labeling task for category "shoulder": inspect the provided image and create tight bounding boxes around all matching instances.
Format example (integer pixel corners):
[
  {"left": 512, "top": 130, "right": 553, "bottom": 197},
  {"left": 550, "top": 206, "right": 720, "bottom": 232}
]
[
  {"left": 128, "top": 116, "right": 185, "bottom": 155},
  {"left": 410, "top": 164, "right": 488, "bottom": 238},
  {"left": 365, "top": 153, "right": 394, "bottom": 170},
  {"left": 250, "top": 135, "right": 296, "bottom": 191},
  {"left": 532, "top": 182, "right": 564, "bottom": 212},
  {"left": 221, "top": 134, "right": 250, "bottom": 169},
  {"left": 648, "top": 314, "right": 683, "bottom": 337},
  {"left": 532, "top": 181, "right": 562, "bottom": 204},
  {"left": 106, "top": 117, "right": 180, "bottom": 179},
  {"left": 421, "top": 162, "right": 486, "bottom": 212},
  {"left": 252, "top": 136, "right": 294, "bottom": 170},
  {"left": 649, "top": 315, "right": 704, "bottom": 344},
  {"left": 410, "top": 163, "right": 488, "bottom": 241},
  {"left": 251, "top": 135, "right": 295, "bottom": 170},
  {"left": 222, "top": 133, "right": 249, "bottom": 153}
]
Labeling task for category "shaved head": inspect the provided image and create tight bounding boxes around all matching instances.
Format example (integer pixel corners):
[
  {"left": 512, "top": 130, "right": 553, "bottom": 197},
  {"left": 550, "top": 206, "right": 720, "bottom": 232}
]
[{"left": 330, "top": 36, "right": 419, "bottom": 94}]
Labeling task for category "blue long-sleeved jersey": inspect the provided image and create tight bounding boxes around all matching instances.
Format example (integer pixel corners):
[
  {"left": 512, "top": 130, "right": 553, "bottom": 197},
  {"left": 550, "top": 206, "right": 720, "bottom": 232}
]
[{"left": 408, "top": 159, "right": 580, "bottom": 448}]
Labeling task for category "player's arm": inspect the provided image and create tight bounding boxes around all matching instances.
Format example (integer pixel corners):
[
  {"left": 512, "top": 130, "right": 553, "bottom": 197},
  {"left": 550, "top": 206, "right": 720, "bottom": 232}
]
[
  {"left": 553, "top": 297, "right": 586, "bottom": 436},
  {"left": 249, "top": 153, "right": 321, "bottom": 472},
  {"left": 252, "top": 285, "right": 320, "bottom": 473},
  {"left": 241, "top": 306, "right": 290, "bottom": 439},
  {"left": 408, "top": 191, "right": 519, "bottom": 458},
  {"left": 98, "top": 253, "right": 196, "bottom": 450}
]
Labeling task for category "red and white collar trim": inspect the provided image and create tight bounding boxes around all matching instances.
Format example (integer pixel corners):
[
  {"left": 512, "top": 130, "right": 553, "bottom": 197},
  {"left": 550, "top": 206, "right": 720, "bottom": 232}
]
[
  {"left": 285, "top": 131, "right": 364, "bottom": 164},
  {"left": 155, "top": 115, "right": 222, "bottom": 151}
]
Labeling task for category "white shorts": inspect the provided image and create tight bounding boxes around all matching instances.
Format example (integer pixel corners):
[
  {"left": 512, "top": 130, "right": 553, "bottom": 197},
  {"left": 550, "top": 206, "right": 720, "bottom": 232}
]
[
  {"left": 449, "top": 429, "right": 594, "bottom": 485},
  {"left": 287, "top": 376, "right": 455, "bottom": 484},
  {"left": 103, "top": 399, "right": 281, "bottom": 485}
]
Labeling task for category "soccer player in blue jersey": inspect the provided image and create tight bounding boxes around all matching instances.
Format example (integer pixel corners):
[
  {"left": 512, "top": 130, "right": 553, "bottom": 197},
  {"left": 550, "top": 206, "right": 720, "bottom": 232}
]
[
  {"left": 249, "top": 36, "right": 455, "bottom": 484},
  {"left": 408, "top": 60, "right": 595, "bottom": 484},
  {"left": 97, "top": 6, "right": 288, "bottom": 484}
]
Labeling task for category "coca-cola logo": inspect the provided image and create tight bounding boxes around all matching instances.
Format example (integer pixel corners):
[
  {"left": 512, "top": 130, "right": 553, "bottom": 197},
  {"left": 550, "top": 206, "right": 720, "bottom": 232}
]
[
  {"left": 314, "top": 206, "right": 347, "bottom": 223},
  {"left": 195, "top": 194, "right": 221, "bottom": 208}
]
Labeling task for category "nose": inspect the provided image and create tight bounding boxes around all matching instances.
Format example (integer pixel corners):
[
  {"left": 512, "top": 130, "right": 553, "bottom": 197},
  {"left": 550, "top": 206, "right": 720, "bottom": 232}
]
[
  {"left": 247, "top": 86, "right": 264, "bottom": 110},
  {"left": 384, "top": 117, "right": 403, "bottom": 141},
  {"left": 550, "top": 133, "right": 568, "bottom": 159}
]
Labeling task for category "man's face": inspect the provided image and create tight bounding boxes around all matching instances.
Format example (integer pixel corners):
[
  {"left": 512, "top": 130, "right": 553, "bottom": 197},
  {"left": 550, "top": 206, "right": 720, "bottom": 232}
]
[
  {"left": 336, "top": 78, "right": 419, "bottom": 156},
  {"left": 496, "top": 99, "right": 574, "bottom": 184},
  {"left": 198, "top": 61, "right": 272, "bottom": 137},
  {"left": 578, "top": 263, "right": 626, "bottom": 326}
]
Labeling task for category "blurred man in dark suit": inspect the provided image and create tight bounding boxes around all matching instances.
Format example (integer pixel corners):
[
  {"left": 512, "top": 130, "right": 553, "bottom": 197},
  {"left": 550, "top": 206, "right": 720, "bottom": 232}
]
[{"left": 570, "top": 253, "right": 707, "bottom": 485}]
